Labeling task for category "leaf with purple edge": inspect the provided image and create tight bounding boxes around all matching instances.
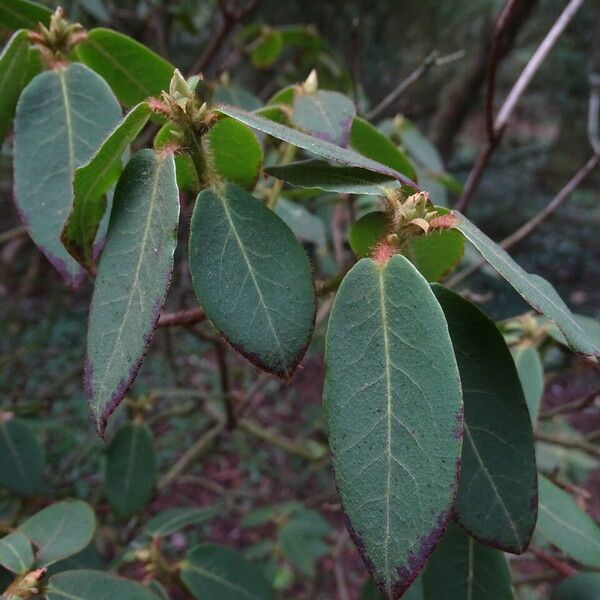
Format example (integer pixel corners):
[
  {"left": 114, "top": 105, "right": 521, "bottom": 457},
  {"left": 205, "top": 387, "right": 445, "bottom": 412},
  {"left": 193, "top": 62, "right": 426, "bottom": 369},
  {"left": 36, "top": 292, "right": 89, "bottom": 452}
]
[
  {"left": 14, "top": 63, "right": 122, "bottom": 286},
  {"left": 324, "top": 255, "right": 462, "bottom": 599},
  {"left": 86, "top": 149, "right": 179, "bottom": 436},
  {"left": 432, "top": 285, "right": 537, "bottom": 554},
  {"left": 452, "top": 211, "right": 600, "bottom": 357},
  {"left": 216, "top": 104, "right": 418, "bottom": 188},
  {"left": 188, "top": 182, "right": 316, "bottom": 380},
  {"left": 422, "top": 523, "right": 512, "bottom": 600},
  {"left": 292, "top": 90, "right": 356, "bottom": 146}
]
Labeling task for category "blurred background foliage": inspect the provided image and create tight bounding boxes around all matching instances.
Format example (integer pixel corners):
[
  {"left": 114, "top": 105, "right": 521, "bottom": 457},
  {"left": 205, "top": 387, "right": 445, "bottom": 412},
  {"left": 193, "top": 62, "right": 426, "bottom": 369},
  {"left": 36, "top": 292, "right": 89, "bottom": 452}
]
[{"left": 1, "top": 1, "right": 600, "bottom": 598}]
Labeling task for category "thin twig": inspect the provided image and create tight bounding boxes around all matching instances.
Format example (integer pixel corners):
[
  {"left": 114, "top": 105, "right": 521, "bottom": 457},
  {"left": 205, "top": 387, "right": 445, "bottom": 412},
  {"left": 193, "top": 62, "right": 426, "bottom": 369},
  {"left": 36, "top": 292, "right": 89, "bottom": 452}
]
[
  {"left": 215, "top": 341, "right": 235, "bottom": 430},
  {"left": 456, "top": 0, "right": 585, "bottom": 212},
  {"left": 0, "top": 225, "right": 26, "bottom": 245},
  {"left": 528, "top": 545, "right": 576, "bottom": 578},
  {"left": 539, "top": 386, "right": 600, "bottom": 419},
  {"left": 366, "top": 50, "right": 464, "bottom": 122},
  {"left": 534, "top": 431, "right": 600, "bottom": 457},
  {"left": 157, "top": 307, "right": 205, "bottom": 327},
  {"left": 333, "top": 529, "right": 351, "bottom": 600}
]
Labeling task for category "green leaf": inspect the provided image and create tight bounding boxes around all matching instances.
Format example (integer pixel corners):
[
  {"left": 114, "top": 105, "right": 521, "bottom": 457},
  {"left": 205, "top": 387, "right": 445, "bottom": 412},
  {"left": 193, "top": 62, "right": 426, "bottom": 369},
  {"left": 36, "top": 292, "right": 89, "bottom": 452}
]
[
  {"left": 189, "top": 182, "right": 315, "bottom": 380},
  {"left": 0, "top": 30, "right": 30, "bottom": 145},
  {"left": 0, "top": 532, "right": 34, "bottom": 574},
  {"left": 278, "top": 509, "right": 332, "bottom": 576},
  {"left": 349, "top": 211, "right": 387, "bottom": 258},
  {"left": 274, "top": 197, "right": 326, "bottom": 246},
  {"left": 208, "top": 117, "right": 262, "bottom": 190},
  {"left": 241, "top": 501, "right": 303, "bottom": 528},
  {"left": 62, "top": 102, "right": 152, "bottom": 270},
  {"left": 154, "top": 122, "right": 199, "bottom": 192},
  {"left": 551, "top": 573, "right": 600, "bottom": 600},
  {"left": 105, "top": 422, "right": 156, "bottom": 518},
  {"left": 0, "top": 417, "right": 44, "bottom": 497},
  {"left": 213, "top": 83, "right": 261, "bottom": 111},
  {"left": 250, "top": 28, "right": 283, "bottom": 68},
  {"left": 14, "top": 63, "right": 122, "bottom": 286},
  {"left": 86, "top": 149, "right": 179, "bottom": 436},
  {"left": 404, "top": 230, "right": 464, "bottom": 282},
  {"left": 324, "top": 255, "right": 462, "bottom": 596},
  {"left": 432, "top": 285, "right": 537, "bottom": 553},
  {"left": 217, "top": 104, "right": 417, "bottom": 187},
  {"left": 75, "top": 29, "right": 174, "bottom": 107},
  {"left": 0, "top": 0, "right": 51, "bottom": 30},
  {"left": 453, "top": 212, "right": 600, "bottom": 357},
  {"left": 266, "top": 159, "right": 401, "bottom": 196},
  {"left": 423, "top": 523, "right": 512, "bottom": 600},
  {"left": 46, "top": 570, "right": 160, "bottom": 600},
  {"left": 181, "top": 544, "right": 275, "bottom": 600},
  {"left": 292, "top": 90, "right": 356, "bottom": 146},
  {"left": 350, "top": 117, "right": 417, "bottom": 181},
  {"left": 511, "top": 343, "right": 544, "bottom": 422},
  {"left": 144, "top": 506, "right": 218, "bottom": 538},
  {"left": 546, "top": 313, "right": 600, "bottom": 351},
  {"left": 19, "top": 500, "right": 95, "bottom": 567},
  {"left": 536, "top": 476, "right": 600, "bottom": 567}
]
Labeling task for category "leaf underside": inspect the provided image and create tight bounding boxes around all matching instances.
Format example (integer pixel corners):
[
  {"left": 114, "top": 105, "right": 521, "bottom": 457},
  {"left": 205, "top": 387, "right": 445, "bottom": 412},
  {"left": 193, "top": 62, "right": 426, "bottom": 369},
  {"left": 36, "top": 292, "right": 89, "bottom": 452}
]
[
  {"left": 14, "top": 63, "right": 122, "bottom": 286},
  {"left": 86, "top": 149, "right": 179, "bottom": 435},
  {"left": 324, "top": 255, "right": 462, "bottom": 598},
  {"left": 432, "top": 285, "right": 537, "bottom": 554},
  {"left": 188, "top": 182, "right": 316, "bottom": 380}
]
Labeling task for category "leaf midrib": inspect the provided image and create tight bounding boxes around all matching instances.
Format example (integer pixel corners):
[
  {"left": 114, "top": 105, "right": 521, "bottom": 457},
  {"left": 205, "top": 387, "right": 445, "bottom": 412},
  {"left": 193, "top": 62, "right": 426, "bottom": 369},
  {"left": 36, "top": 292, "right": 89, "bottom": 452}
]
[{"left": 539, "top": 503, "right": 600, "bottom": 553}]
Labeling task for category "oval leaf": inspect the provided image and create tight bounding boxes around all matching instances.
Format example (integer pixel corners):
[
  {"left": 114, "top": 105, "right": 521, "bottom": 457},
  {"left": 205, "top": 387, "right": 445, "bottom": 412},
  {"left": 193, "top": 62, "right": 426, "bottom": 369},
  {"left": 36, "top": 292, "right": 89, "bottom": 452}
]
[
  {"left": 181, "top": 544, "right": 275, "bottom": 600},
  {"left": 216, "top": 104, "right": 418, "bottom": 188},
  {"left": 62, "top": 102, "right": 152, "bottom": 269},
  {"left": 76, "top": 29, "right": 174, "bottom": 107},
  {"left": 144, "top": 506, "right": 218, "bottom": 538},
  {"left": 0, "top": 30, "right": 30, "bottom": 145},
  {"left": 0, "top": 531, "right": 34, "bottom": 574},
  {"left": 189, "top": 182, "right": 315, "bottom": 380},
  {"left": 19, "top": 500, "right": 95, "bottom": 567},
  {"left": 350, "top": 117, "right": 417, "bottom": 181},
  {"left": 349, "top": 211, "right": 387, "bottom": 258},
  {"left": 46, "top": 570, "right": 159, "bottom": 600},
  {"left": 0, "top": 0, "right": 51, "bottom": 30},
  {"left": 14, "top": 63, "right": 122, "bottom": 286},
  {"left": 511, "top": 343, "right": 544, "bottom": 423},
  {"left": 536, "top": 476, "right": 600, "bottom": 568},
  {"left": 105, "top": 422, "right": 156, "bottom": 518},
  {"left": 423, "top": 523, "right": 512, "bottom": 600},
  {"left": 361, "top": 576, "right": 423, "bottom": 600},
  {"left": 207, "top": 117, "right": 262, "bottom": 190},
  {"left": 0, "top": 417, "right": 44, "bottom": 497},
  {"left": 292, "top": 90, "right": 356, "bottom": 146},
  {"left": 86, "top": 149, "right": 179, "bottom": 435},
  {"left": 266, "top": 159, "right": 401, "bottom": 196},
  {"left": 452, "top": 212, "right": 600, "bottom": 356},
  {"left": 324, "top": 255, "right": 462, "bottom": 597},
  {"left": 432, "top": 285, "right": 537, "bottom": 553},
  {"left": 551, "top": 573, "right": 600, "bottom": 600}
]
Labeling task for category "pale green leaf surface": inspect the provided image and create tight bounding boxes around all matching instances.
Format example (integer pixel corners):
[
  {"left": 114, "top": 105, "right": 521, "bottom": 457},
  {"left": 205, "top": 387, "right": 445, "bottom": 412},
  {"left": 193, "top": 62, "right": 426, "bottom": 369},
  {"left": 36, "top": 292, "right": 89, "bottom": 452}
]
[
  {"left": 46, "top": 570, "right": 159, "bottom": 600},
  {"left": 266, "top": 159, "right": 401, "bottom": 196},
  {"left": 217, "top": 104, "right": 417, "bottom": 187},
  {"left": 105, "top": 422, "right": 156, "bottom": 518},
  {"left": 0, "top": 0, "right": 51, "bottom": 30},
  {"left": 423, "top": 523, "right": 512, "bottom": 600},
  {"left": 0, "top": 30, "right": 30, "bottom": 145},
  {"left": 19, "top": 500, "right": 95, "bottom": 567},
  {"left": 551, "top": 573, "right": 600, "bottom": 600},
  {"left": 536, "top": 476, "right": 600, "bottom": 567},
  {"left": 213, "top": 83, "right": 261, "bottom": 111},
  {"left": 181, "top": 544, "right": 275, "bottom": 600},
  {"left": 145, "top": 506, "right": 218, "bottom": 538},
  {"left": 0, "top": 418, "right": 44, "bottom": 497},
  {"left": 433, "top": 285, "right": 537, "bottom": 553},
  {"left": 86, "top": 150, "right": 179, "bottom": 435},
  {"left": 189, "top": 182, "right": 315, "bottom": 379},
  {"left": 405, "top": 230, "right": 464, "bottom": 282},
  {"left": 63, "top": 102, "right": 151, "bottom": 269},
  {"left": 453, "top": 212, "right": 600, "bottom": 356},
  {"left": 292, "top": 90, "right": 356, "bottom": 146},
  {"left": 76, "top": 29, "right": 174, "bottom": 107},
  {"left": 0, "top": 531, "right": 34, "bottom": 574},
  {"left": 324, "top": 255, "right": 462, "bottom": 596},
  {"left": 511, "top": 343, "right": 544, "bottom": 422},
  {"left": 274, "top": 197, "right": 326, "bottom": 246},
  {"left": 14, "top": 63, "right": 121, "bottom": 285}
]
